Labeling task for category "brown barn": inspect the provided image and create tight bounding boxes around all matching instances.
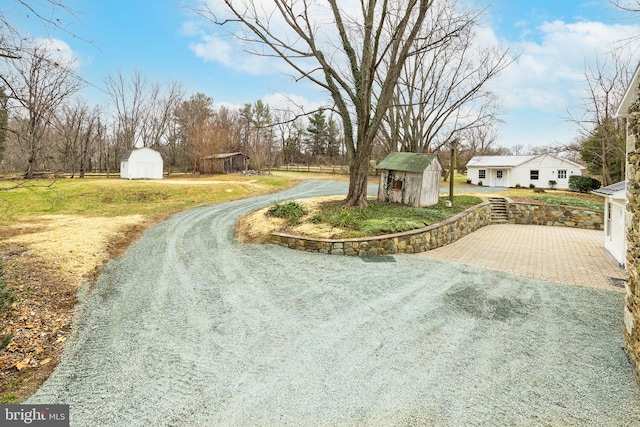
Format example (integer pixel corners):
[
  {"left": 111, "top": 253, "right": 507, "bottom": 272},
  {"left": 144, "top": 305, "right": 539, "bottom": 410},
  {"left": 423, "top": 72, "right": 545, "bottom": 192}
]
[
  {"left": 376, "top": 152, "right": 442, "bottom": 207},
  {"left": 199, "top": 152, "right": 250, "bottom": 174}
]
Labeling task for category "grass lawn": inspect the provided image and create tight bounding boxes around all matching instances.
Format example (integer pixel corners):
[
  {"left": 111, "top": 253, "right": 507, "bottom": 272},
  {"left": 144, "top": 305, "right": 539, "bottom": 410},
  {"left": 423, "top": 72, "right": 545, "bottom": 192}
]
[{"left": 268, "top": 195, "right": 482, "bottom": 238}]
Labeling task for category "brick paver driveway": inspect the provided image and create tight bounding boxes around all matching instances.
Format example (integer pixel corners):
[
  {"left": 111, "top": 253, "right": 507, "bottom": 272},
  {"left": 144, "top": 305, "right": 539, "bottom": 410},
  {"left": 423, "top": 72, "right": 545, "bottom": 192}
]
[{"left": 419, "top": 223, "right": 626, "bottom": 289}]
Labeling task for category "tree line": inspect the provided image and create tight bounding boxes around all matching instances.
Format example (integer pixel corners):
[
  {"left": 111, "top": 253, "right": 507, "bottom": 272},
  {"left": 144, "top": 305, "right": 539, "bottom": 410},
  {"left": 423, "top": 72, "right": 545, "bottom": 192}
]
[{"left": 3, "top": 0, "right": 632, "bottom": 204}]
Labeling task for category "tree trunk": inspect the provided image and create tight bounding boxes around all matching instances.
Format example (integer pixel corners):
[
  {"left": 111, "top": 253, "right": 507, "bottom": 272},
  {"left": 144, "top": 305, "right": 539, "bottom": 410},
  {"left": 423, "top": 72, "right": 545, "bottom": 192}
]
[{"left": 345, "top": 144, "right": 372, "bottom": 207}]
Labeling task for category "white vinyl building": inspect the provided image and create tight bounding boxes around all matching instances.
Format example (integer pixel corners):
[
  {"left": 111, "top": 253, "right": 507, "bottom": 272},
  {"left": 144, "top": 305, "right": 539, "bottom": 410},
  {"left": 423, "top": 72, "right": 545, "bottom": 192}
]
[
  {"left": 593, "top": 182, "right": 627, "bottom": 267},
  {"left": 120, "top": 147, "right": 164, "bottom": 180},
  {"left": 466, "top": 154, "right": 585, "bottom": 189}
]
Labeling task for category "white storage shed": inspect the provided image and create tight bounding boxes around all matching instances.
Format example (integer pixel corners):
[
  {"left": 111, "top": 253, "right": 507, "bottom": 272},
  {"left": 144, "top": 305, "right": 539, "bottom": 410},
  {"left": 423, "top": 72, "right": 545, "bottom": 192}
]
[{"left": 120, "top": 147, "right": 164, "bottom": 180}]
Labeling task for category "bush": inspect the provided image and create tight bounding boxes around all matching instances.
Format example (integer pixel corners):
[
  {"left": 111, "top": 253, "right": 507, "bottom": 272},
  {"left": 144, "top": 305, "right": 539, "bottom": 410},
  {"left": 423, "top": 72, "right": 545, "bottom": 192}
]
[
  {"left": 529, "top": 183, "right": 536, "bottom": 189},
  {"left": 569, "top": 175, "right": 601, "bottom": 193},
  {"left": 515, "top": 183, "right": 521, "bottom": 188},
  {"left": 548, "top": 180, "right": 557, "bottom": 189},
  {"left": 266, "top": 200, "right": 308, "bottom": 225},
  {"left": 466, "top": 178, "right": 472, "bottom": 184},
  {"left": 478, "top": 180, "right": 483, "bottom": 186}
]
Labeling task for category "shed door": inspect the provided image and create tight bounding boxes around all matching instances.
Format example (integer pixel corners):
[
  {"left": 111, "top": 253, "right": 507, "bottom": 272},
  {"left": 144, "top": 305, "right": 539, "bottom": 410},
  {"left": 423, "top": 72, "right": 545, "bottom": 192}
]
[{"left": 138, "top": 162, "right": 155, "bottom": 178}]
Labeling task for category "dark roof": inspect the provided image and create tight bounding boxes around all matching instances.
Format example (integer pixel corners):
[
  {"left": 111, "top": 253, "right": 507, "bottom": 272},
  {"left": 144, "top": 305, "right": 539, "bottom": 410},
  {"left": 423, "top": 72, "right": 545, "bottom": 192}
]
[
  {"left": 375, "top": 152, "right": 439, "bottom": 173},
  {"left": 592, "top": 181, "right": 626, "bottom": 196},
  {"left": 121, "top": 150, "right": 133, "bottom": 161},
  {"left": 202, "top": 152, "right": 249, "bottom": 160}
]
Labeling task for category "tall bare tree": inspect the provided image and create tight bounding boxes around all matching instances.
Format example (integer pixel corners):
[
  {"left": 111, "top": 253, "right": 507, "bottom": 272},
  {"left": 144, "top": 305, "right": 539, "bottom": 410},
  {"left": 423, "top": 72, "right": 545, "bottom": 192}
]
[
  {"left": 104, "top": 70, "right": 153, "bottom": 149},
  {"left": 567, "top": 51, "right": 630, "bottom": 186},
  {"left": 3, "top": 44, "right": 82, "bottom": 177},
  {"left": 54, "top": 101, "right": 102, "bottom": 177},
  {"left": 380, "top": 1, "right": 510, "bottom": 155},
  {"left": 197, "top": 0, "right": 435, "bottom": 206}
]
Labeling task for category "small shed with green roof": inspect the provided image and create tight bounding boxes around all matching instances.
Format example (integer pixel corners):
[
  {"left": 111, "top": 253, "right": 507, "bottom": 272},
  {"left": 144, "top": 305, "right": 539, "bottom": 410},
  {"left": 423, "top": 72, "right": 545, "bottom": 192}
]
[{"left": 375, "top": 152, "right": 442, "bottom": 207}]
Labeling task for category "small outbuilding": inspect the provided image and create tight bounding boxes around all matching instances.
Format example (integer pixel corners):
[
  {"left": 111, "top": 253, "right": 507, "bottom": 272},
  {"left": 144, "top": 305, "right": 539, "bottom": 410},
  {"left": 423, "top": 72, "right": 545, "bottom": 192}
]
[
  {"left": 199, "top": 152, "right": 250, "bottom": 174},
  {"left": 376, "top": 152, "right": 442, "bottom": 207},
  {"left": 592, "top": 181, "right": 626, "bottom": 267},
  {"left": 120, "top": 147, "right": 163, "bottom": 180}
]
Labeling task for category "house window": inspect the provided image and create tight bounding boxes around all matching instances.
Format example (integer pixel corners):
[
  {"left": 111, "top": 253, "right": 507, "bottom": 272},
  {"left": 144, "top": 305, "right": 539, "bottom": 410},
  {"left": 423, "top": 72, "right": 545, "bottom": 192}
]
[
  {"left": 479, "top": 169, "right": 486, "bottom": 179},
  {"left": 607, "top": 202, "right": 612, "bottom": 237},
  {"left": 530, "top": 170, "right": 539, "bottom": 180},
  {"left": 392, "top": 180, "right": 403, "bottom": 190},
  {"left": 496, "top": 170, "right": 503, "bottom": 179},
  {"left": 558, "top": 170, "right": 567, "bottom": 179}
]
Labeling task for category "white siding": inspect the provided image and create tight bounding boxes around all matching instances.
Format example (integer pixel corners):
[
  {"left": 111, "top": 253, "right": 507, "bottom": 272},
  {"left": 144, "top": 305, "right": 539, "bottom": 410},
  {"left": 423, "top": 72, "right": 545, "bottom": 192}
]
[
  {"left": 605, "top": 197, "right": 626, "bottom": 266},
  {"left": 466, "top": 154, "right": 583, "bottom": 188},
  {"left": 516, "top": 154, "right": 582, "bottom": 189},
  {"left": 121, "top": 148, "right": 163, "bottom": 179}
]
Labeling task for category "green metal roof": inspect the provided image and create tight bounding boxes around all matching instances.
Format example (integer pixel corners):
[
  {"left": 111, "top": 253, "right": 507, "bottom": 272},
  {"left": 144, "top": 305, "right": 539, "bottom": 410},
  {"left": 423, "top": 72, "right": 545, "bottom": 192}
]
[{"left": 375, "top": 152, "right": 438, "bottom": 173}]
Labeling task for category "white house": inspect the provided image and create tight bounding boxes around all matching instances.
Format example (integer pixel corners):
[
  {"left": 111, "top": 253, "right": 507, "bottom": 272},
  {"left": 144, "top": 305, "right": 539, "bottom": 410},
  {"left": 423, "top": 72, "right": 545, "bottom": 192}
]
[
  {"left": 592, "top": 181, "right": 626, "bottom": 266},
  {"left": 376, "top": 152, "right": 442, "bottom": 207},
  {"left": 466, "top": 154, "right": 585, "bottom": 189},
  {"left": 120, "top": 147, "right": 164, "bottom": 180}
]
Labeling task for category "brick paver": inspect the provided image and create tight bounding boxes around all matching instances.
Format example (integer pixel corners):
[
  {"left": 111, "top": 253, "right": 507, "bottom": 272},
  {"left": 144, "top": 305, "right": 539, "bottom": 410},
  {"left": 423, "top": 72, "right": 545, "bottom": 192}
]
[{"left": 419, "top": 224, "right": 626, "bottom": 290}]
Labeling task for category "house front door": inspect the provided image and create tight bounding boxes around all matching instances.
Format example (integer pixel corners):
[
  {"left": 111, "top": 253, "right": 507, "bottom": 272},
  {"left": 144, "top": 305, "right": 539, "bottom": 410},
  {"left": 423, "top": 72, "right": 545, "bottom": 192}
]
[{"left": 496, "top": 170, "right": 504, "bottom": 186}]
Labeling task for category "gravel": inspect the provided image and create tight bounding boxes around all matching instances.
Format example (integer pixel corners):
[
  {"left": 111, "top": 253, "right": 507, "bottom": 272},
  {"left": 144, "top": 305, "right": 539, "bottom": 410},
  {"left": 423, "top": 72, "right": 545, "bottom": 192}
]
[{"left": 29, "top": 180, "right": 640, "bottom": 426}]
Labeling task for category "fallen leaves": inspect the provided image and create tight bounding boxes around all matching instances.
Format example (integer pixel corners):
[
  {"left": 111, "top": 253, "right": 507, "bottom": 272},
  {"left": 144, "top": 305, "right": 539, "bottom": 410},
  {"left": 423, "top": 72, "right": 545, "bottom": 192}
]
[{"left": 0, "top": 242, "right": 76, "bottom": 399}]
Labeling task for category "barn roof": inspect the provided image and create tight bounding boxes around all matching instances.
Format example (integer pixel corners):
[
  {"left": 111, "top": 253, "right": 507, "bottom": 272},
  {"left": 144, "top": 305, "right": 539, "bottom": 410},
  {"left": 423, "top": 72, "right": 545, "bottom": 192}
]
[
  {"left": 202, "top": 152, "right": 249, "bottom": 160},
  {"left": 375, "top": 152, "right": 439, "bottom": 173},
  {"left": 122, "top": 150, "right": 133, "bottom": 161}
]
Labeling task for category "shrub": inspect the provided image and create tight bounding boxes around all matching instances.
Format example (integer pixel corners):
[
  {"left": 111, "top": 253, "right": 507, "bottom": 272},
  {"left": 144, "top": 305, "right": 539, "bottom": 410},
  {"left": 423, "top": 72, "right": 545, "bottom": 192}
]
[
  {"left": 515, "top": 183, "right": 521, "bottom": 188},
  {"left": 569, "top": 175, "right": 601, "bottom": 193},
  {"left": 478, "top": 180, "right": 483, "bottom": 186},
  {"left": 466, "top": 178, "right": 472, "bottom": 184},
  {"left": 548, "top": 180, "right": 557, "bottom": 189},
  {"left": 529, "top": 183, "right": 536, "bottom": 189},
  {"left": 266, "top": 200, "right": 308, "bottom": 225}
]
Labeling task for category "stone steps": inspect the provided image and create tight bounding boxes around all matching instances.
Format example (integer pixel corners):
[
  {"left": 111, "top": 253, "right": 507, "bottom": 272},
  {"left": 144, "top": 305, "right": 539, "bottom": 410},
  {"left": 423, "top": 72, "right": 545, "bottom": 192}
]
[{"left": 488, "top": 197, "right": 509, "bottom": 224}]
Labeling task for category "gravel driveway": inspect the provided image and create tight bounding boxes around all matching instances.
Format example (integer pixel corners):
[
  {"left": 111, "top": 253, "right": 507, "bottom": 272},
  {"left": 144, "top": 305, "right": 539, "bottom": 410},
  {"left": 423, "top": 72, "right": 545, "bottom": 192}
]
[{"left": 30, "top": 180, "right": 640, "bottom": 426}]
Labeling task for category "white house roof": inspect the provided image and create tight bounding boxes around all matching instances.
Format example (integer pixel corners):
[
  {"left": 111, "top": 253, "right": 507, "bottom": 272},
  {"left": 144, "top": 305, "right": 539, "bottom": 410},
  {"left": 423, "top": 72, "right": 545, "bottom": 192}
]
[
  {"left": 466, "top": 155, "right": 535, "bottom": 168},
  {"left": 616, "top": 62, "right": 640, "bottom": 118},
  {"left": 466, "top": 154, "right": 585, "bottom": 170},
  {"left": 592, "top": 181, "right": 626, "bottom": 198}
]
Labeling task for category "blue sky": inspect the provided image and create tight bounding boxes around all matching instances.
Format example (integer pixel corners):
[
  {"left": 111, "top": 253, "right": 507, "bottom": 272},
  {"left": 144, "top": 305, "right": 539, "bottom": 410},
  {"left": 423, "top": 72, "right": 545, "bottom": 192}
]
[{"left": 6, "top": 0, "right": 640, "bottom": 150}]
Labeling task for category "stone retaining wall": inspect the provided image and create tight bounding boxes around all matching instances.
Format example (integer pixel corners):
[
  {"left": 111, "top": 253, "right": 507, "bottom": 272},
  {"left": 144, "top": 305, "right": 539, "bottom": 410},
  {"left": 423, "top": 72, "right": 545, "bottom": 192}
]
[
  {"left": 507, "top": 202, "right": 603, "bottom": 230},
  {"left": 271, "top": 202, "right": 492, "bottom": 256},
  {"left": 625, "top": 92, "right": 640, "bottom": 383},
  {"left": 270, "top": 200, "right": 604, "bottom": 256}
]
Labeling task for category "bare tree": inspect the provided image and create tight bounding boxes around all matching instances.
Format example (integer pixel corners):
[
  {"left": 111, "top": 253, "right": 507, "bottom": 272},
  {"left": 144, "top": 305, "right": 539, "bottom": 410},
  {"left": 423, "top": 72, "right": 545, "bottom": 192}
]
[
  {"left": 173, "top": 92, "right": 215, "bottom": 172},
  {"left": 611, "top": 0, "right": 640, "bottom": 12},
  {"left": 3, "top": 44, "right": 82, "bottom": 178},
  {"left": 379, "top": 1, "right": 510, "bottom": 155},
  {"left": 197, "top": 0, "right": 436, "bottom": 206},
  {"left": 104, "top": 70, "right": 154, "bottom": 149},
  {"left": 240, "top": 100, "right": 276, "bottom": 173},
  {"left": 567, "top": 51, "right": 630, "bottom": 185},
  {"left": 1, "top": 1, "right": 78, "bottom": 61},
  {"left": 140, "top": 80, "right": 184, "bottom": 150},
  {"left": 54, "top": 101, "right": 102, "bottom": 177}
]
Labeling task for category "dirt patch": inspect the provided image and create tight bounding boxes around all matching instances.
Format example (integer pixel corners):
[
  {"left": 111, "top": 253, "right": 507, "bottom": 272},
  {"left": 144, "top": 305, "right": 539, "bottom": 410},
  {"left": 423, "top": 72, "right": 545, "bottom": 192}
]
[
  {"left": 0, "top": 214, "right": 151, "bottom": 402},
  {"left": 235, "top": 195, "right": 351, "bottom": 243}
]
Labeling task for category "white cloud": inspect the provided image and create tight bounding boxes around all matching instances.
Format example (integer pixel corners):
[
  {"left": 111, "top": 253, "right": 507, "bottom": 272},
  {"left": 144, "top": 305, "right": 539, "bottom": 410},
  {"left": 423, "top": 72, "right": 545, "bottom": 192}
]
[
  {"left": 261, "top": 92, "right": 326, "bottom": 114},
  {"left": 33, "top": 38, "right": 80, "bottom": 69},
  {"left": 491, "top": 20, "right": 640, "bottom": 112}
]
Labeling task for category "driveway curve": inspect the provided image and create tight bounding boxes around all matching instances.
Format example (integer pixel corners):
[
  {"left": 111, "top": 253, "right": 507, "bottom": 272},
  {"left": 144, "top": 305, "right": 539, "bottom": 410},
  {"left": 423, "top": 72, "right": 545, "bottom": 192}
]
[{"left": 30, "top": 180, "right": 640, "bottom": 426}]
